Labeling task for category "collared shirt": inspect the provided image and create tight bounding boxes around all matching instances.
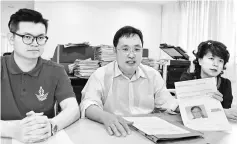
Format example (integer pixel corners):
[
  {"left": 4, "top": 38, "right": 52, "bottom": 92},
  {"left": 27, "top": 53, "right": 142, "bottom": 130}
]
[
  {"left": 80, "top": 61, "right": 178, "bottom": 118},
  {"left": 1, "top": 53, "right": 75, "bottom": 120}
]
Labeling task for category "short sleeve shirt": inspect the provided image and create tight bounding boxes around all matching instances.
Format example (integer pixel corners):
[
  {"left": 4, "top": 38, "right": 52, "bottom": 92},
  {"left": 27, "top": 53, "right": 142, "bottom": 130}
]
[{"left": 1, "top": 54, "right": 76, "bottom": 120}]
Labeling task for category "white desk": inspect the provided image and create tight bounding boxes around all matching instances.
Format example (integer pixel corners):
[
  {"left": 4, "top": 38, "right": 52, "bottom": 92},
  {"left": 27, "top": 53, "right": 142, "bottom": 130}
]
[
  {"left": 66, "top": 113, "right": 237, "bottom": 144},
  {"left": 1, "top": 113, "right": 237, "bottom": 144},
  {"left": 213, "top": 121, "right": 237, "bottom": 144},
  {"left": 66, "top": 118, "right": 154, "bottom": 144}
]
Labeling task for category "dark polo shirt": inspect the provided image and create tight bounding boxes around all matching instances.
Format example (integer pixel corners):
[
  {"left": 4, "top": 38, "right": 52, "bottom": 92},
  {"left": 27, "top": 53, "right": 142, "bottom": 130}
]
[{"left": 1, "top": 53, "right": 76, "bottom": 120}]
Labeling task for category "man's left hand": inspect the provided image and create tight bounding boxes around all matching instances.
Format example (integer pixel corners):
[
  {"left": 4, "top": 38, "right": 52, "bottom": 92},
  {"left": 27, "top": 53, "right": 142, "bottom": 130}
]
[{"left": 209, "top": 91, "right": 223, "bottom": 102}]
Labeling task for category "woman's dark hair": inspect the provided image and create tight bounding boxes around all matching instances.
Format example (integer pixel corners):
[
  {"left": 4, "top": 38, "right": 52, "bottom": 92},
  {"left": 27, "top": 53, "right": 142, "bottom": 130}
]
[{"left": 193, "top": 40, "right": 230, "bottom": 77}]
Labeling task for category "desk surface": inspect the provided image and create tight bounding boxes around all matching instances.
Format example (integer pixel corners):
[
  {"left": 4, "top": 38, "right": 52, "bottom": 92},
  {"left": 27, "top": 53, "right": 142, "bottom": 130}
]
[
  {"left": 66, "top": 113, "right": 236, "bottom": 144},
  {"left": 1, "top": 113, "right": 237, "bottom": 144}
]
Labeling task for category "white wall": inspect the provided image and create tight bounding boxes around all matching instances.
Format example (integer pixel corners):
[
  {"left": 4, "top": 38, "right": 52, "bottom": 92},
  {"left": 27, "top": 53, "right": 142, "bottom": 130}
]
[
  {"left": 1, "top": 1, "right": 34, "bottom": 34},
  {"left": 1, "top": 1, "right": 34, "bottom": 55},
  {"left": 161, "top": 3, "right": 181, "bottom": 47},
  {"left": 159, "top": 2, "right": 187, "bottom": 60},
  {"left": 34, "top": 1, "right": 162, "bottom": 59}
]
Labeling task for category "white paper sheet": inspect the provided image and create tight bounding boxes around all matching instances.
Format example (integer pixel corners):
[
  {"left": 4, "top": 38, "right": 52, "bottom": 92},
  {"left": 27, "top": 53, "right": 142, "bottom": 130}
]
[
  {"left": 12, "top": 130, "right": 74, "bottom": 144},
  {"left": 175, "top": 77, "right": 231, "bottom": 131},
  {"left": 124, "top": 116, "right": 190, "bottom": 135}
]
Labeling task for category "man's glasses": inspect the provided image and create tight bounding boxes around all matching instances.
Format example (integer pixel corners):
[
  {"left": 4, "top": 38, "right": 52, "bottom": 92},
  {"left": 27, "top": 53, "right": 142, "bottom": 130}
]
[
  {"left": 11, "top": 31, "right": 48, "bottom": 46},
  {"left": 118, "top": 47, "right": 143, "bottom": 55}
]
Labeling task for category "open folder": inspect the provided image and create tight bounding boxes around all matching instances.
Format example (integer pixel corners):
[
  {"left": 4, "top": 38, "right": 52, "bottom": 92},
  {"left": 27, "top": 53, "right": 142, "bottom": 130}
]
[{"left": 124, "top": 116, "right": 203, "bottom": 143}]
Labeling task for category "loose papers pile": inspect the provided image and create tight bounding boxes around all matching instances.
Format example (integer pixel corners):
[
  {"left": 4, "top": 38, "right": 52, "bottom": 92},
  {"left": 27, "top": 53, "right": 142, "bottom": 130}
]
[
  {"left": 74, "top": 58, "right": 99, "bottom": 78},
  {"left": 94, "top": 45, "right": 116, "bottom": 66}
]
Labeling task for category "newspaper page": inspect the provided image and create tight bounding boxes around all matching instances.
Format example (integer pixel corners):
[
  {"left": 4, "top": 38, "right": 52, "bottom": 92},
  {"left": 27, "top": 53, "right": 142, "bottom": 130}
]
[{"left": 175, "top": 77, "right": 231, "bottom": 131}]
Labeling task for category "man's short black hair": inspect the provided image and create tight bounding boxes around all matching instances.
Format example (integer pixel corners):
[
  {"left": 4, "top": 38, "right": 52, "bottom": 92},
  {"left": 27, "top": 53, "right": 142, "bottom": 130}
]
[
  {"left": 8, "top": 8, "right": 48, "bottom": 33},
  {"left": 113, "top": 26, "right": 144, "bottom": 48}
]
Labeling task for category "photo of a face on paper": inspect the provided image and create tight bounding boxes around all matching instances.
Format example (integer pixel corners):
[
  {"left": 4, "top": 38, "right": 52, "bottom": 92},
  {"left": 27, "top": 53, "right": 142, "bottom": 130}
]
[{"left": 185, "top": 105, "right": 208, "bottom": 120}]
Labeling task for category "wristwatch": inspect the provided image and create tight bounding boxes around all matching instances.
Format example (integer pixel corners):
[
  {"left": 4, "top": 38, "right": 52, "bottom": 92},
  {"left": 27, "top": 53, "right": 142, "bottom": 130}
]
[{"left": 50, "top": 120, "right": 58, "bottom": 136}]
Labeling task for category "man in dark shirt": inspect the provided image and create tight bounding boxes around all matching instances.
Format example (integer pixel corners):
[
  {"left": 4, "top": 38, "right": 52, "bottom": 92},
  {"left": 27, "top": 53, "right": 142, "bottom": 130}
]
[{"left": 1, "top": 8, "right": 80, "bottom": 143}]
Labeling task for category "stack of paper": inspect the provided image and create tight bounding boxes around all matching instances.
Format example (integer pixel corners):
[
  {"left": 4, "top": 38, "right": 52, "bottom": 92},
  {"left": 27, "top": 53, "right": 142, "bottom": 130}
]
[
  {"left": 94, "top": 45, "right": 116, "bottom": 66},
  {"left": 74, "top": 59, "right": 99, "bottom": 78}
]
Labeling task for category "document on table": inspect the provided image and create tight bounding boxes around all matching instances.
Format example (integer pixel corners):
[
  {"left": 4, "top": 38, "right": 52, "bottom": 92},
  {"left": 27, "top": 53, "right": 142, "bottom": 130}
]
[
  {"left": 12, "top": 130, "right": 74, "bottom": 144},
  {"left": 124, "top": 116, "right": 190, "bottom": 135},
  {"left": 175, "top": 77, "right": 231, "bottom": 131}
]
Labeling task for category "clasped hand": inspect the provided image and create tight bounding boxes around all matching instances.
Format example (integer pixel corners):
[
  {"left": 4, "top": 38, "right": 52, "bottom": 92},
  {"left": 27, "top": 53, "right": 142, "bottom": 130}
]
[{"left": 14, "top": 111, "right": 51, "bottom": 143}]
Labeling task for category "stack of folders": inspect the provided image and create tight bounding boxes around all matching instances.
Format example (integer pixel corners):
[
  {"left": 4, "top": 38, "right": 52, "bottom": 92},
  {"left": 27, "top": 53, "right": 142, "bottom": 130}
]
[
  {"left": 124, "top": 116, "right": 204, "bottom": 143},
  {"left": 93, "top": 45, "right": 116, "bottom": 66},
  {"left": 74, "top": 59, "right": 99, "bottom": 79}
]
